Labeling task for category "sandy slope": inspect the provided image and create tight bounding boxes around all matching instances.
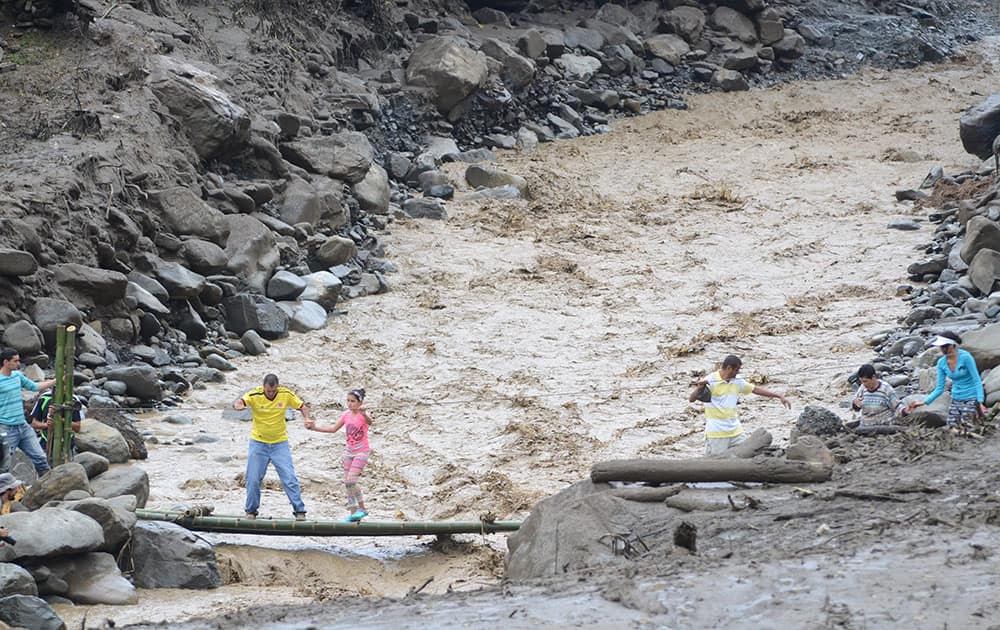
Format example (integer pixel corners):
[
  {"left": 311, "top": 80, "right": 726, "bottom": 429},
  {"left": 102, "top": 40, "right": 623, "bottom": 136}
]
[{"left": 56, "top": 39, "right": 1000, "bottom": 627}]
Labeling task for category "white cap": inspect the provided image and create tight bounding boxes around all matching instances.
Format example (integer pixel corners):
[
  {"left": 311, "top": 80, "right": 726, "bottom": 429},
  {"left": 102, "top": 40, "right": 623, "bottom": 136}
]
[{"left": 930, "top": 335, "right": 956, "bottom": 347}]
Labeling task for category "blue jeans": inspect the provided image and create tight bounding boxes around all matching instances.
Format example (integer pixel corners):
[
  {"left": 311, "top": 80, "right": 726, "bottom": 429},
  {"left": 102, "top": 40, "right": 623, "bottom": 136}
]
[
  {"left": 245, "top": 439, "right": 305, "bottom": 515},
  {"left": 0, "top": 422, "right": 51, "bottom": 475}
]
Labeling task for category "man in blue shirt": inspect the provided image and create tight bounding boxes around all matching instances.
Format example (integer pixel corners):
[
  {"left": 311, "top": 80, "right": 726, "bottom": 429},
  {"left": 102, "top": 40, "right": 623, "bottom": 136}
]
[{"left": 0, "top": 348, "right": 56, "bottom": 475}]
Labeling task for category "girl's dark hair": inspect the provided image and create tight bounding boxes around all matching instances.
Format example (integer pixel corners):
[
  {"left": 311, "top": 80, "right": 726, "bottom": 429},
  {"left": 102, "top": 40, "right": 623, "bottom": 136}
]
[
  {"left": 349, "top": 388, "right": 365, "bottom": 401},
  {"left": 857, "top": 364, "right": 877, "bottom": 379},
  {"left": 941, "top": 331, "right": 962, "bottom": 345}
]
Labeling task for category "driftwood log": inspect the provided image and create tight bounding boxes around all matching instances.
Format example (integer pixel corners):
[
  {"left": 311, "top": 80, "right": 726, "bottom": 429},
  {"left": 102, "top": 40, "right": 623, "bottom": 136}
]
[
  {"left": 719, "top": 428, "right": 773, "bottom": 458},
  {"left": 591, "top": 457, "right": 833, "bottom": 484}
]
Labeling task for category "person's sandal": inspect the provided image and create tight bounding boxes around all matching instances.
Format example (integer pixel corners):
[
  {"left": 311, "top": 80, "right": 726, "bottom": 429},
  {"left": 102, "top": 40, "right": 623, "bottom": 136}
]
[
  {"left": 348, "top": 509, "right": 368, "bottom": 522},
  {"left": 244, "top": 512, "right": 257, "bottom": 520},
  {"left": 294, "top": 512, "right": 307, "bottom": 521}
]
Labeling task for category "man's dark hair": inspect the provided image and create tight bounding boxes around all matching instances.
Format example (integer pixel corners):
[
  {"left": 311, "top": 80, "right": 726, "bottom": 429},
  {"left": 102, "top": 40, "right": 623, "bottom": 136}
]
[
  {"left": 263, "top": 374, "right": 279, "bottom": 386},
  {"left": 0, "top": 348, "right": 18, "bottom": 363},
  {"left": 857, "top": 364, "right": 877, "bottom": 379},
  {"left": 721, "top": 355, "right": 742, "bottom": 370}
]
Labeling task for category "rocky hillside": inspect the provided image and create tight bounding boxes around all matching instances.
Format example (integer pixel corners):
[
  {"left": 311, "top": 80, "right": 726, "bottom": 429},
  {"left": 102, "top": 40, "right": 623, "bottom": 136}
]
[{"left": 0, "top": 0, "right": 995, "bottom": 413}]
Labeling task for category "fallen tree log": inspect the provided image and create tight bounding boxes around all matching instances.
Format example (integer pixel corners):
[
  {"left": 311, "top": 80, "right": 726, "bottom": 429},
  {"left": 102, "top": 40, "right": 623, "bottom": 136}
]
[
  {"left": 591, "top": 457, "right": 833, "bottom": 484},
  {"left": 719, "top": 428, "right": 773, "bottom": 459}
]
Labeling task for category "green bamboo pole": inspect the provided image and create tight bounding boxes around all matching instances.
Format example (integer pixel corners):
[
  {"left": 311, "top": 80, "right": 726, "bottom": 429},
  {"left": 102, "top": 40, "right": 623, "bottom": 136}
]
[
  {"left": 135, "top": 509, "right": 521, "bottom": 537},
  {"left": 58, "top": 325, "right": 77, "bottom": 466},
  {"left": 49, "top": 326, "right": 66, "bottom": 463}
]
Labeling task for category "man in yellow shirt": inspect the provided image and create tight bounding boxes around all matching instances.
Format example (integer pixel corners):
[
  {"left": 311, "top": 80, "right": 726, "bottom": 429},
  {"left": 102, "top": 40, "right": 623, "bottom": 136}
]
[
  {"left": 689, "top": 355, "right": 791, "bottom": 456},
  {"left": 233, "top": 374, "right": 315, "bottom": 520}
]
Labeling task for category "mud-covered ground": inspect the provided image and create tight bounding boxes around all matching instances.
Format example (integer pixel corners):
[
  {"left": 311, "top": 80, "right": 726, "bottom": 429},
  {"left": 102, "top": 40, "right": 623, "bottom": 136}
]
[{"left": 46, "top": 36, "right": 1000, "bottom": 629}]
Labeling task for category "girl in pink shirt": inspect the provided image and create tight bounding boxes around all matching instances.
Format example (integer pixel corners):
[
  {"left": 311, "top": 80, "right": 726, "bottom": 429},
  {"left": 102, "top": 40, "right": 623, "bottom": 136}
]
[{"left": 307, "top": 388, "right": 372, "bottom": 522}]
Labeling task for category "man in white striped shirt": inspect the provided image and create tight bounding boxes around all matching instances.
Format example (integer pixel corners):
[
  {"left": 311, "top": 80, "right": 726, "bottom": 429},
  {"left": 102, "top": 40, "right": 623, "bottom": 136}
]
[
  {"left": 852, "top": 364, "right": 907, "bottom": 426},
  {"left": 690, "top": 355, "right": 791, "bottom": 456}
]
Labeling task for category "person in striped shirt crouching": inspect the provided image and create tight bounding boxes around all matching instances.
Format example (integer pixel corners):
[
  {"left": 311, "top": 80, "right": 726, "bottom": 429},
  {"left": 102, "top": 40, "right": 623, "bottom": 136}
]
[
  {"left": 851, "top": 364, "right": 908, "bottom": 426},
  {"left": 689, "top": 354, "right": 791, "bottom": 456}
]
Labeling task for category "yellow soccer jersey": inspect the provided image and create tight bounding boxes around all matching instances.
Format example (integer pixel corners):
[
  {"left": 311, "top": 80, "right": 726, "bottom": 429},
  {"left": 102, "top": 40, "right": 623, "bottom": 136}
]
[{"left": 242, "top": 386, "right": 303, "bottom": 443}]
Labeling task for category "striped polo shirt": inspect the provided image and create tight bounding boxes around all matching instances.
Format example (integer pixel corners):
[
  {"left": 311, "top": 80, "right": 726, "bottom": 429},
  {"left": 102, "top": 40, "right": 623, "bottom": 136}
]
[{"left": 704, "top": 371, "right": 755, "bottom": 439}]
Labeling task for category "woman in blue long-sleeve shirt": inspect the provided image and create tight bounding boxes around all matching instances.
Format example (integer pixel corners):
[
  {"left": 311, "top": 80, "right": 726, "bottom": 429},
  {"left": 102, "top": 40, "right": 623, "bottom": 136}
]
[{"left": 907, "top": 332, "right": 985, "bottom": 430}]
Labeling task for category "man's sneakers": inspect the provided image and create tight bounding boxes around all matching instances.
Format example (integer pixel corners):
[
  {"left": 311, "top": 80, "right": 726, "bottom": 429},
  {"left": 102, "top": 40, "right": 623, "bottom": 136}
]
[
  {"left": 294, "top": 512, "right": 307, "bottom": 521},
  {"left": 346, "top": 509, "right": 368, "bottom": 523},
  {"left": 244, "top": 512, "right": 257, "bottom": 520}
]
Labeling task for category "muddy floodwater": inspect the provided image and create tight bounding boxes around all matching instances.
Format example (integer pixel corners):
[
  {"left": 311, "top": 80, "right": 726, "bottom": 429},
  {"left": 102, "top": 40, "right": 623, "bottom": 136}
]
[{"left": 57, "top": 39, "right": 1000, "bottom": 628}]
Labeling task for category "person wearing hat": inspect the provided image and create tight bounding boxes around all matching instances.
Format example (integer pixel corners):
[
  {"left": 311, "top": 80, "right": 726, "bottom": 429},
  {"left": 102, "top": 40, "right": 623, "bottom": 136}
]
[
  {"left": 0, "top": 472, "right": 25, "bottom": 516},
  {"left": 907, "top": 332, "right": 986, "bottom": 431},
  {"left": 0, "top": 348, "right": 56, "bottom": 475}
]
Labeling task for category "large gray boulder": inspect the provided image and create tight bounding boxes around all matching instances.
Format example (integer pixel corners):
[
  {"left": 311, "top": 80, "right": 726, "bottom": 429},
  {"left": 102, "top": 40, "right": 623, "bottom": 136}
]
[
  {"left": 147, "top": 55, "right": 251, "bottom": 160},
  {"left": 73, "top": 452, "right": 110, "bottom": 479},
  {"left": 45, "top": 552, "right": 137, "bottom": 605},
  {"left": 406, "top": 36, "right": 488, "bottom": 113},
  {"left": 279, "top": 177, "right": 323, "bottom": 226},
  {"left": 465, "top": 165, "right": 528, "bottom": 195},
  {"left": 711, "top": 6, "right": 757, "bottom": 43},
  {"left": 969, "top": 249, "right": 1000, "bottom": 295},
  {"left": 21, "top": 463, "right": 90, "bottom": 510},
  {"left": 0, "top": 509, "right": 104, "bottom": 561},
  {"left": 89, "top": 465, "right": 150, "bottom": 508},
  {"left": 564, "top": 25, "right": 604, "bottom": 53},
  {"left": 795, "top": 405, "right": 842, "bottom": 435},
  {"left": 102, "top": 366, "right": 161, "bottom": 400},
  {"left": 507, "top": 480, "right": 664, "bottom": 580},
  {"left": 52, "top": 264, "right": 127, "bottom": 306},
  {"left": 645, "top": 34, "right": 690, "bottom": 65},
  {"left": 32, "top": 298, "right": 83, "bottom": 350},
  {"left": 179, "top": 239, "right": 229, "bottom": 275},
  {"left": 960, "top": 94, "right": 1000, "bottom": 160},
  {"left": 0, "top": 594, "right": 65, "bottom": 630},
  {"left": 960, "top": 217, "right": 1000, "bottom": 264},
  {"left": 480, "top": 38, "right": 536, "bottom": 89},
  {"left": 223, "top": 293, "right": 289, "bottom": 339},
  {"left": 315, "top": 236, "right": 357, "bottom": 268},
  {"left": 128, "top": 272, "right": 169, "bottom": 302},
  {"left": 773, "top": 29, "right": 806, "bottom": 58},
  {"left": 298, "top": 271, "right": 344, "bottom": 310},
  {"left": 0, "top": 248, "right": 38, "bottom": 276},
  {"left": 75, "top": 322, "right": 107, "bottom": 358},
  {"left": 661, "top": 6, "right": 706, "bottom": 42},
  {"left": 224, "top": 215, "right": 279, "bottom": 293},
  {"left": 2, "top": 320, "right": 43, "bottom": 355},
  {"left": 153, "top": 260, "right": 208, "bottom": 300},
  {"left": 0, "top": 562, "right": 37, "bottom": 596},
  {"left": 353, "top": 163, "right": 391, "bottom": 215},
  {"left": 279, "top": 131, "right": 374, "bottom": 183},
  {"left": 131, "top": 521, "right": 222, "bottom": 589},
  {"left": 75, "top": 419, "right": 132, "bottom": 464},
  {"left": 554, "top": 53, "right": 602, "bottom": 81},
  {"left": 64, "top": 497, "right": 137, "bottom": 551},
  {"left": 149, "top": 187, "right": 230, "bottom": 245},
  {"left": 277, "top": 300, "right": 328, "bottom": 332},
  {"left": 266, "top": 270, "right": 307, "bottom": 301},
  {"left": 126, "top": 282, "right": 170, "bottom": 315},
  {"left": 963, "top": 323, "right": 1000, "bottom": 371}
]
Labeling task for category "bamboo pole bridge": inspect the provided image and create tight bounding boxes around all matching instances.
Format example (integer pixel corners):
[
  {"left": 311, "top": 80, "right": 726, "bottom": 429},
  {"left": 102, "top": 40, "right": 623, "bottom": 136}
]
[{"left": 136, "top": 509, "right": 522, "bottom": 537}]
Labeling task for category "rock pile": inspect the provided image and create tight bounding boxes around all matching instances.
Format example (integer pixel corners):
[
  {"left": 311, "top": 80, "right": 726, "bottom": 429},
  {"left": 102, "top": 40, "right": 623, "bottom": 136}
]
[
  {"left": 844, "top": 93, "right": 1000, "bottom": 424},
  {"left": 0, "top": 450, "right": 221, "bottom": 629}
]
